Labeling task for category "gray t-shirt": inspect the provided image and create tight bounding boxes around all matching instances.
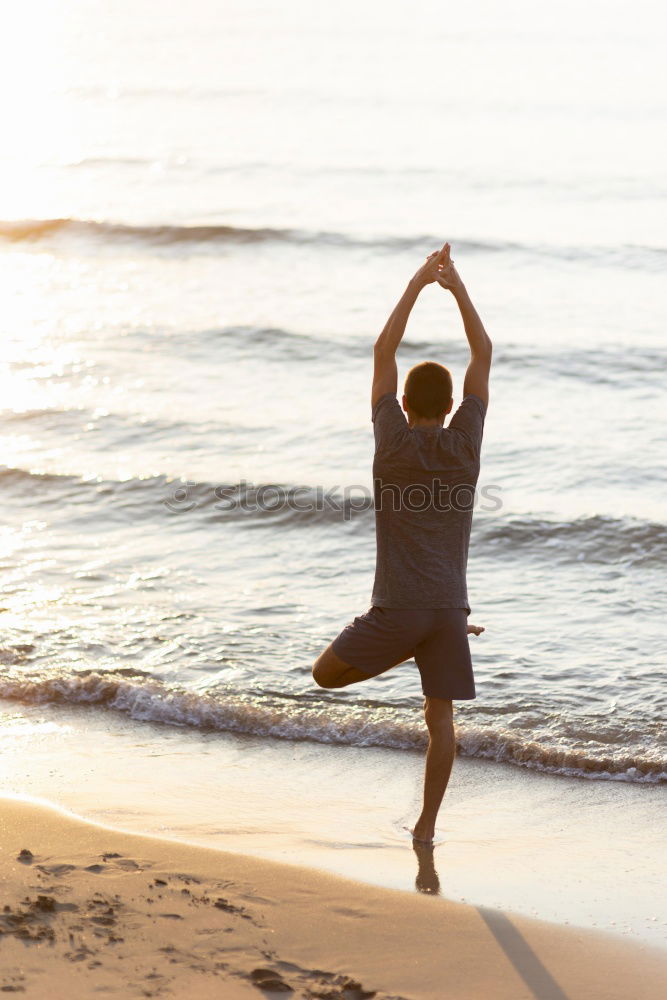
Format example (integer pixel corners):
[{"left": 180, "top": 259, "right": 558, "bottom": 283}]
[{"left": 371, "top": 392, "right": 487, "bottom": 611}]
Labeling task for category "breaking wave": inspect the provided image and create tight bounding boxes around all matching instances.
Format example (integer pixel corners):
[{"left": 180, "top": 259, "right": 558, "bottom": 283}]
[{"left": 0, "top": 670, "right": 664, "bottom": 784}]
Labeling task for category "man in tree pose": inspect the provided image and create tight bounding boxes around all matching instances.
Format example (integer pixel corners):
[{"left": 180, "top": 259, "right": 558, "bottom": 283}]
[{"left": 313, "top": 243, "right": 492, "bottom": 843}]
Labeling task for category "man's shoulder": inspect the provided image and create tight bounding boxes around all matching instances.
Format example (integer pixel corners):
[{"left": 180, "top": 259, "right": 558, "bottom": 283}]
[
  {"left": 372, "top": 391, "right": 401, "bottom": 421},
  {"left": 448, "top": 393, "right": 487, "bottom": 432},
  {"left": 442, "top": 394, "right": 487, "bottom": 467},
  {"left": 372, "top": 393, "right": 408, "bottom": 433},
  {"left": 372, "top": 394, "right": 412, "bottom": 461},
  {"left": 453, "top": 393, "right": 488, "bottom": 418}
]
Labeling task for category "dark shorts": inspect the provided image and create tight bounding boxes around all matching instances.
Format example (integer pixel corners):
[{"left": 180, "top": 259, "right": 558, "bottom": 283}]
[{"left": 331, "top": 606, "right": 475, "bottom": 700}]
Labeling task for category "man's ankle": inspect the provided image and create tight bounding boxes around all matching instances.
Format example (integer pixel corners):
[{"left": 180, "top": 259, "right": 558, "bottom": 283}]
[{"left": 412, "top": 817, "right": 435, "bottom": 837}]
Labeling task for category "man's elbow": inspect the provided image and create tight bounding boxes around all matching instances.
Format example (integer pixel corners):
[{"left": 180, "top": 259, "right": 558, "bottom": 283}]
[
  {"left": 475, "top": 336, "right": 492, "bottom": 362},
  {"left": 374, "top": 340, "right": 392, "bottom": 359}
]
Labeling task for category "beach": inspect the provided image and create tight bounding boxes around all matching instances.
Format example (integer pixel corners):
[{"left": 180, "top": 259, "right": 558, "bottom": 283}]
[
  {"left": 1, "top": 700, "right": 666, "bottom": 944},
  {"left": 2, "top": 0, "right": 666, "bottom": 995},
  {"left": 1, "top": 794, "right": 666, "bottom": 1000}
]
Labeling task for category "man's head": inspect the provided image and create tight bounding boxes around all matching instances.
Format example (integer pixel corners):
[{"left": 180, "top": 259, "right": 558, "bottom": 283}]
[{"left": 402, "top": 361, "right": 453, "bottom": 425}]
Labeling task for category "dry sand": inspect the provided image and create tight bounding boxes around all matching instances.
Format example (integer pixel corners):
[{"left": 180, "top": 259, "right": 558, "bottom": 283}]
[{"left": 1, "top": 796, "right": 665, "bottom": 1000}]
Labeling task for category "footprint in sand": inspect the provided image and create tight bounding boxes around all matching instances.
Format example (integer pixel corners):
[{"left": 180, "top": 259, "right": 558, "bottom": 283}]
[{"left": 35, "top": 863, "right": 77, "bottom": 877}]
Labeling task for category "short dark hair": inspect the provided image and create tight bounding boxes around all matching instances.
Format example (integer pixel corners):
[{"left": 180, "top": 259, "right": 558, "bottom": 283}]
[{"left": 404, "top": 362, "right": 453, "bottom": 418}]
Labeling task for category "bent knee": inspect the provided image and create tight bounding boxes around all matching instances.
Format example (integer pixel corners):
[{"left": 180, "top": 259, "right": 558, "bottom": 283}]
[
  {"left": 312, "top": 648, "right": 335, "bottom": 688},
  {"left": 311, "top": 657, "right": 325, "bottom": 687},
  {"left": 312, "top": 662, "right": 329, "bottom": 688}
]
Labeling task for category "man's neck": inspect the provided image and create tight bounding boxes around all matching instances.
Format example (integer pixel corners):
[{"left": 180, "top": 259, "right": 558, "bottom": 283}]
[{"left": 408, "top": 417, "right": 444, "bottom": 430}]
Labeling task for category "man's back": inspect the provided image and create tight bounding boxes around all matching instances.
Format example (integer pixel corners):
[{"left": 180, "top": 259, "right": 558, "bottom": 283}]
[{"left": 371, "top": 392, "right": 487, "bottom": 611}]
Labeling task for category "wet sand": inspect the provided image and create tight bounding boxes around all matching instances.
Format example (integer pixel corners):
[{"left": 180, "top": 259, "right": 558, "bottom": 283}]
[
  {"left": 1, "top": 795, "right": 666, "bottom": 999},
  {"left": 1, "top": 700, "right": 665, "bottom": 948}
]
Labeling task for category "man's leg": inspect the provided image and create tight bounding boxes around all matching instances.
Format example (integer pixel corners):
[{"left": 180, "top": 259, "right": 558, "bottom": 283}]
[
  {"left": 411, "top": 696, "right": 455, "bottom": 843},
  {"left": 312, "top": 644, "right": 370, "bottom": 689}
]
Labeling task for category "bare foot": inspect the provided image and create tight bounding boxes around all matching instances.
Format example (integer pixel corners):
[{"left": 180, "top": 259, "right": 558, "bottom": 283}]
[{"left": 467, "top": 623, "right": 484, "bottom": 636}]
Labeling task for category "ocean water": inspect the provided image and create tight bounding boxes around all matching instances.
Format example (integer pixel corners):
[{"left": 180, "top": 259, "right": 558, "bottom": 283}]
[{"left": 1, "top": 0, "right": 666, "bottom": 785}]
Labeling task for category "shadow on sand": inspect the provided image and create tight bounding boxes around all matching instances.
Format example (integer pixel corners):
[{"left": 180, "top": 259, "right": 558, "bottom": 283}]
[{"left": 411, "top": 840, "right": 570, "bottom": 1000}]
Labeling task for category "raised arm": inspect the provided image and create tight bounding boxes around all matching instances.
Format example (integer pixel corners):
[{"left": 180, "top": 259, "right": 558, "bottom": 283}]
[
  {"left": 372, "top": 245, "right": 448, "bottom": 409},
  {"left": 436, "top": 244, "right": 492, "bottom": 405}
]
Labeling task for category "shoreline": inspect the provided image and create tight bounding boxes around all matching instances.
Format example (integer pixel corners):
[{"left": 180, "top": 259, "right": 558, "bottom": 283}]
[
  {"left": 1, "top": 698, "right": 666, "bottom": 950},
  {"left": 2, "top": 794, "right": 667, "bottom": 999},
  {"left": 1, "top": 668, "right": 662, "bottom": 786}
]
